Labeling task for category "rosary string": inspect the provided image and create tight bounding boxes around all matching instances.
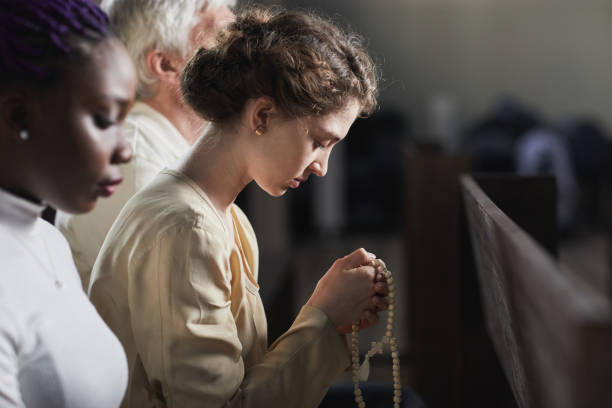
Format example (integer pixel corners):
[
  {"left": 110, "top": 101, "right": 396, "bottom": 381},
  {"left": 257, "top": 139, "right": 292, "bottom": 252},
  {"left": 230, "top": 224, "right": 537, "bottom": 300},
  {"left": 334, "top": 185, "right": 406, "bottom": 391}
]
[{"left": 351, "top": 258, "right": 401, "bottom": 408}]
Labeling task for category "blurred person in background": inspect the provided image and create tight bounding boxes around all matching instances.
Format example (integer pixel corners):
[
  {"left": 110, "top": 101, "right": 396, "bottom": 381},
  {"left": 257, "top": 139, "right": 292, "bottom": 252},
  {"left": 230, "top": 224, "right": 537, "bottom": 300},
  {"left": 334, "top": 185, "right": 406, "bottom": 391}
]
[
  {"left": 56, "top": 0, "right": 235, "bottom": 291},
  {"left": 465, "top": 97, "right": 580, "bottom": 232}
]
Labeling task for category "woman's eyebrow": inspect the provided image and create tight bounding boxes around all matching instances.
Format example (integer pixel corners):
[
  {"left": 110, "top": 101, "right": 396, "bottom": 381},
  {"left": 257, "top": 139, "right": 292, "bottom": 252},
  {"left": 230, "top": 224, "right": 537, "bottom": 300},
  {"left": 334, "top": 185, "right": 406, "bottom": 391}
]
[
  {"left": 91, "top": 94, "right": 131, "bottom": 108},
  {"left": 112, "top": 96, "right": 132, "bottom": 109},
  {"left": 318, "top": 129, "right": 342, "bottom": 143}
]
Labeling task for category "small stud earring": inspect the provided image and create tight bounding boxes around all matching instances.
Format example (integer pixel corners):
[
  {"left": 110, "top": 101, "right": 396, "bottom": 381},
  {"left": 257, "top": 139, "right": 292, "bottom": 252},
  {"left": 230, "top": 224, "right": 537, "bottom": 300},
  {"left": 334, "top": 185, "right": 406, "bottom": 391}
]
[
  {"left": 255, "top": 127, "right": 264, "bottom": 136},
  {"left": 19, "top": 129, "right": 29, "bottom": 141}
]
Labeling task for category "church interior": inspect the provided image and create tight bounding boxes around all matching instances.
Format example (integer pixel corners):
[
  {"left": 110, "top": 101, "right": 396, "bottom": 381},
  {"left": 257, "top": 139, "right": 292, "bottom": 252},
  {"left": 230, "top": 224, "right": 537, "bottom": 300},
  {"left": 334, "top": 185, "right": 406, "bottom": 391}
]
[{"left": 23, "top": 0, "right": 612, "bottom": 406}]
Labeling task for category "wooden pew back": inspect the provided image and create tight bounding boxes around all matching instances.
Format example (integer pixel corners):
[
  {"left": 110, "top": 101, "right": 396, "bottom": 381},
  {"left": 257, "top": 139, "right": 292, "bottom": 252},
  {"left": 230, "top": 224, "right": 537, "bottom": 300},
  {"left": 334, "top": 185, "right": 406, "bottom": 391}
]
[{"left": 461, "top": 175, "right": 612, "bottom": 408}]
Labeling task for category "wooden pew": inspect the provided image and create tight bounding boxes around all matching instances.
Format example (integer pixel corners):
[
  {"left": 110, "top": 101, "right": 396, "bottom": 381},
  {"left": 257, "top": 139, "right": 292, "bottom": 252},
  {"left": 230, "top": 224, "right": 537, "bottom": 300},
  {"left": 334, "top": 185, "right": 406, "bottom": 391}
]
[
  {"left": 406, "top": 156, "right": 557, "bottom": 407},
  {"left": 406, "top": 155, "right": 516, "bottom": 408},
  {"left": 461, "top": 174, "right": 612, "bottom": 408}
]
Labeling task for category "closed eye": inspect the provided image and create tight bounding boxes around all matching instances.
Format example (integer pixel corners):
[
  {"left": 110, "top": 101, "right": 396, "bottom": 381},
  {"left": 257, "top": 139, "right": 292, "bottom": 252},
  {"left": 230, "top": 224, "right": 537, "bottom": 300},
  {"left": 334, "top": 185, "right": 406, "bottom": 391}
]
[{"left": 94, "top": 114, "right": 113, "bottom": 130}]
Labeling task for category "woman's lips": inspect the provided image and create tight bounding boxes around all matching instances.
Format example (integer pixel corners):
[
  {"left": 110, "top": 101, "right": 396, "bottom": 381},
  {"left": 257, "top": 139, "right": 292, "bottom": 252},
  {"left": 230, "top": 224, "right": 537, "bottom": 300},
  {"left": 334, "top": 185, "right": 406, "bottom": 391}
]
[
  {"left": 289, "top": 178, "right": 305, "bottom": 188},
  {"left": 96, "top": 178, "right": 123, "bottom": 197}
]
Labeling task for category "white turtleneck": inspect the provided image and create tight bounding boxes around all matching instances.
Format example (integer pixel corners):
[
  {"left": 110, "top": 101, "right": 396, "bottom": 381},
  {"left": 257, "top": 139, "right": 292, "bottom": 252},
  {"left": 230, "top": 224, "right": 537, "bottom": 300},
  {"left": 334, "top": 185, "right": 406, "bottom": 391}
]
[{"left": 0, "top": 188, "right": 127, "bottom": 407}]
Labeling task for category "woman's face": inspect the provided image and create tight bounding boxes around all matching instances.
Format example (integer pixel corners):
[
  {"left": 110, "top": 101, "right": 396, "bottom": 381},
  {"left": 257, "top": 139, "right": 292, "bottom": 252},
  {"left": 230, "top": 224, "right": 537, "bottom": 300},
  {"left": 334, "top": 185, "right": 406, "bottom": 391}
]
[
  {"left": 251, "top": 98, "right": 361, "bottom": 196},
  {"left": 24, "top": 38, "right": 136, "bottom": 213}
]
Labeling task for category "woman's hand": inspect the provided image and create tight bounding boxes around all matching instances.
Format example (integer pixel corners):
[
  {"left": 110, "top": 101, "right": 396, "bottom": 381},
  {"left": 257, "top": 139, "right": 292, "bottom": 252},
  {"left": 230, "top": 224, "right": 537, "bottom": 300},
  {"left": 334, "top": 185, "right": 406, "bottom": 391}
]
[
  {"left": 336, "top": 271, "right": 390, "bottom": 334},
  {"left": 306, "top": 248, "right": 389, "bottom": 333}
]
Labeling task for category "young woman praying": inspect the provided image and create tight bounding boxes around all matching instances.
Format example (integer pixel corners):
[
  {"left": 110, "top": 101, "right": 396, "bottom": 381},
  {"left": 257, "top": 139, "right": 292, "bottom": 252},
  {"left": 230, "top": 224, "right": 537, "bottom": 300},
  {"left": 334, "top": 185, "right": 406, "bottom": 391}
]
[
  {"left": 0, "top": 0, "right": 136, "bottom": 406},
  {"left": 89, "top": 6, "right": 387, "bottom": 408}
]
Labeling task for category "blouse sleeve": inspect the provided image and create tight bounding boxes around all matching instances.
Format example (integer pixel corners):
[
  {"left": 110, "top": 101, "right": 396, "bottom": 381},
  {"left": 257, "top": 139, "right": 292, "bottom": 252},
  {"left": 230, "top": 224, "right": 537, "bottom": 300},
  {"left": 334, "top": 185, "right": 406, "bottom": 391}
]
[{"left": 128, "top": 222, "right": 349, "bottom": 408}]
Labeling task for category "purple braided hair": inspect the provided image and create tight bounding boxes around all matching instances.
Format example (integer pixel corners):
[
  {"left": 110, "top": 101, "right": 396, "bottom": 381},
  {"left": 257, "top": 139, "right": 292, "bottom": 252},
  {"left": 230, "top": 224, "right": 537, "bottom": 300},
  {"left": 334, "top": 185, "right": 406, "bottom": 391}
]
[{"left": 0, "top": 0, "right": 109, "bottom": 82}]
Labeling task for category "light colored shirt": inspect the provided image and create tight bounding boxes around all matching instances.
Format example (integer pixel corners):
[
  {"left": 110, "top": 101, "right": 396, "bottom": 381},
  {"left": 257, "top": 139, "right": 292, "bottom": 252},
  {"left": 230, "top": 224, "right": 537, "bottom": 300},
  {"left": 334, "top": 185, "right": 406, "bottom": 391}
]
[
  {"left": 0, "top": 188, "right": 127, "bottom": 408},
  {"left": 90, "top": 169, "right": 350, "bottom": 408},
  {"left": 56, "top": 102, "right": 190, "bottom": 290},
  {"left": 515, "top": 128, "right": 579, "bottom": 230}
]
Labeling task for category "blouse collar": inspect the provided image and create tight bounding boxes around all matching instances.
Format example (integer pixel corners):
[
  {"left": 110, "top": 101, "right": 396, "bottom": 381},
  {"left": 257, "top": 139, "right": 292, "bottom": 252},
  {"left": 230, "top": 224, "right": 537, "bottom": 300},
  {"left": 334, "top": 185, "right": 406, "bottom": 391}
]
[{"left": 0, "top": 187, "right": 45, "bottom": 233}]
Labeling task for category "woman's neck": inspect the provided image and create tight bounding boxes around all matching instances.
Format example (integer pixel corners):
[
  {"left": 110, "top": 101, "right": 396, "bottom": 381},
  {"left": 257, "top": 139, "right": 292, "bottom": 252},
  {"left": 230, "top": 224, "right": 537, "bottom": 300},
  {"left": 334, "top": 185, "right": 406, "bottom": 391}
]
[
  {"left": 178, "top": 125, "right": 251, "bottom": 217},
  {"left": 0, "top": 157, "right": 43, "bottom": 205}
]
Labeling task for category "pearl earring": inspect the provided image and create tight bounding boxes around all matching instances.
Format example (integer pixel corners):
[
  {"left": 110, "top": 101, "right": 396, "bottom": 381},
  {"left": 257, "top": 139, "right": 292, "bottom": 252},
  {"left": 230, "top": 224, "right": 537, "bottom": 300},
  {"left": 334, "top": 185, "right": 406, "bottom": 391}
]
[
  {"left": 351, "top": 258, "right": 402, "bottom": 408},
  {"left": 19, "top": 129, "right": 29, "bottom": 141}
]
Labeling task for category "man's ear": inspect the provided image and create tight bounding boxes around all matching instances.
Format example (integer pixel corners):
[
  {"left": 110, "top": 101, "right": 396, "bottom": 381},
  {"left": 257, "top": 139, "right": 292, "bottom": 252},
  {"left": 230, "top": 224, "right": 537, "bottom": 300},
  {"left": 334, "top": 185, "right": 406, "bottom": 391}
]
[
  {"left": 145, "top": 49, "right": 182, "bottom": 85},
  {"left": 0, "top": 92, "right": 29, "bottom": 144},
  {"left": 249, "top": 96, "right": 277, "bottom": 135}
]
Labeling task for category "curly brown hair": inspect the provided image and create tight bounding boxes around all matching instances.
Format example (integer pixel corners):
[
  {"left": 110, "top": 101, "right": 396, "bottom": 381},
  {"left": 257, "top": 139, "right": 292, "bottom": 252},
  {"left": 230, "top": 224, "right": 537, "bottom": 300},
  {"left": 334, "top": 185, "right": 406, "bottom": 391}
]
[{"left": 181, "top": 5, "right": 379, "bottom": 123}]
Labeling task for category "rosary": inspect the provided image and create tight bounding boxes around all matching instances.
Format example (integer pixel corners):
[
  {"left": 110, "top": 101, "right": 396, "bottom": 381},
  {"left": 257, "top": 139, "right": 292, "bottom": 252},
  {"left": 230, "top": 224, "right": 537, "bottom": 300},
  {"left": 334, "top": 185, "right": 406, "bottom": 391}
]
[{"left": 351, "top": 258, "right": 401, "bottom": 408}]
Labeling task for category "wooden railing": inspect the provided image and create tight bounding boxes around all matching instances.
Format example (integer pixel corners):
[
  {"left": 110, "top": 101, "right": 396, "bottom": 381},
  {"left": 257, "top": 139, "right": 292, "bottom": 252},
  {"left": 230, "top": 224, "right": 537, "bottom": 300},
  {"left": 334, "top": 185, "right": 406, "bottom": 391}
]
[{"left": 461, "top": 175, "right": 612, "bottom": 408}]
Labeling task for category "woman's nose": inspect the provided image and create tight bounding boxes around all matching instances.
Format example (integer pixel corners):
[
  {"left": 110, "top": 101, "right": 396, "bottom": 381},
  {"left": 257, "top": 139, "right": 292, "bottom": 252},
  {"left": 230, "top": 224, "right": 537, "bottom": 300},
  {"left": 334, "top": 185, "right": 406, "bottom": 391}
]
[
  {"left": 111, "top": 136, "right": 133, "bottom": 165},
  {"left": 310, "top": 155, "right": 329, "bottom": 177}
]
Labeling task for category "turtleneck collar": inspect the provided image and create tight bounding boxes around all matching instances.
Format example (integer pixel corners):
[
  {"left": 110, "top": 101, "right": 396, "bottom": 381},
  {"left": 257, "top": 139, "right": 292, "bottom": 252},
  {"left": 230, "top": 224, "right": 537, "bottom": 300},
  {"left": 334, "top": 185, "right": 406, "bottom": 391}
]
[{"left": 0, "top": 187, "right": 45, "bottom": 233}]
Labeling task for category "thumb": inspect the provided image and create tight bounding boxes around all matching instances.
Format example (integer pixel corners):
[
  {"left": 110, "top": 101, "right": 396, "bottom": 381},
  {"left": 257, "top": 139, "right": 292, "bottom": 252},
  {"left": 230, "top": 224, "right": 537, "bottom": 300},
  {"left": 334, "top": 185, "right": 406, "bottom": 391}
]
[{"left": 340, "top": 248, "right": 376, "bottom": 269}]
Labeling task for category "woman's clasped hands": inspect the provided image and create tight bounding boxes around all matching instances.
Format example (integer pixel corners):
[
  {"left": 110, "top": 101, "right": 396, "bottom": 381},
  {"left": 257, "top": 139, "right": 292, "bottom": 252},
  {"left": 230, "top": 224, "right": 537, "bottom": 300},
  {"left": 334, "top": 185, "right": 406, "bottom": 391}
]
[{"left": 306, "top": 248, "right": 390, "bottom": 334}]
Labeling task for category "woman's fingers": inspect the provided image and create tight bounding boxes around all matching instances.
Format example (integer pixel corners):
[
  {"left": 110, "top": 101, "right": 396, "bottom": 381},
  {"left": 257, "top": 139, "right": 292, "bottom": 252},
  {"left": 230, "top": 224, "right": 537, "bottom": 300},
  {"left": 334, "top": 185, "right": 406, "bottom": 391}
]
[
  {"left": 336, "top": 309, "right": 381, "bottom": 334},
  {"left": 336, "top": 323, "right": 353, "bottom": 335},
  {"left": 335, "top": 296, "right": 390, "bottom": 333},
  {"left": 359, "top": 309, "right": 379, "bottom": 329},
  {"left": 374, "top": 281, "right": 388, "bottom": 296},
  {"left": 340, "top": 248, "right": 376, "bottom": 269},
  {"left": 350, "top": 265, "right": 377, "bottom": 286},
  {"left": 309, "top": 248, "right": 393, "bottom": 330},
  {"left": 371, "top": 295, "right": 389, "bottom": 312}
]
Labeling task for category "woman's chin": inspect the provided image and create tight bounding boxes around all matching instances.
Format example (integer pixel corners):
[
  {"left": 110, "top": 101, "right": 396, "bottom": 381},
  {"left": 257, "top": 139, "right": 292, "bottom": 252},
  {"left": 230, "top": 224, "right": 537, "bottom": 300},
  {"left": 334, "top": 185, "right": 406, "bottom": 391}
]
[
  {"left": 255, "top": 182, "right": 287, "bottom": 197},
  {"left": 54, "top": 196, "right": 97, "bottom": 215},
  {"left": 267, "top": 188, "right": 287, "bottom": 197}
]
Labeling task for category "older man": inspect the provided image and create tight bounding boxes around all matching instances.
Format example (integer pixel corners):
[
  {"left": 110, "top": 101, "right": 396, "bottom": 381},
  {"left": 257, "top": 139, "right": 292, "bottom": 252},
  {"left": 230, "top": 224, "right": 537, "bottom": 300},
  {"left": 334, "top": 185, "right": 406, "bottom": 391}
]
[{"left": 56, "top": 0, "right": 234, "bottom": 290}]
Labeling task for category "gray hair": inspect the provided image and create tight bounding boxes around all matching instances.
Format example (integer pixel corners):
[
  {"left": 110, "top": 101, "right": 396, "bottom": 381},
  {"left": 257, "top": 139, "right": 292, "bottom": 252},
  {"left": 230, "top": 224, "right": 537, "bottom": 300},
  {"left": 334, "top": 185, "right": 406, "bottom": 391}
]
[{"left": 100, "top": 0, "right": 235, "bottom": 99}]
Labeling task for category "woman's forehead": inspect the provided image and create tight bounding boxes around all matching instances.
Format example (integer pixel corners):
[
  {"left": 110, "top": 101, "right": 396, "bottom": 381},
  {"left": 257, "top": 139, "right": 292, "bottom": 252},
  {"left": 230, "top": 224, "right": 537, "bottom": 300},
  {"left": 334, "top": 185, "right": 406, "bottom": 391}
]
[
  {"left": 64, "top": 39, "right": 135, "bottom": 105},
  {"left": 307, "top": 99, "right": 361, "bottom": 137}
]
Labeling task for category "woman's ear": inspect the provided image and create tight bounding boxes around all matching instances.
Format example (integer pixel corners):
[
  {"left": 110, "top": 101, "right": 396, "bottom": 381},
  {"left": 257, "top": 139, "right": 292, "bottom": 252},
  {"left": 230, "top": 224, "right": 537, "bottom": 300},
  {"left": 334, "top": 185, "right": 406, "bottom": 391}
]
[
  {"left": 249, "top": 96, "right": 277, "bottom": 135},
  {"left": 0, "top": 92, "right": 28, "bottom": 144}
]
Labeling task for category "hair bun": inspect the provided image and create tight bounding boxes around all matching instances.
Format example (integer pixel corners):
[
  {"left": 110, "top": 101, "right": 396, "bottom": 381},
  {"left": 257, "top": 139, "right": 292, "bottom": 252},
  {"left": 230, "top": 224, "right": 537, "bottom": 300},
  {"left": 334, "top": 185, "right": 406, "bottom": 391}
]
[
  {"left": 232, "top": 10, "right": 269, "bottom": 38},
  {"left": 181, "top": 6, "right": 378, "bottom": 123}
]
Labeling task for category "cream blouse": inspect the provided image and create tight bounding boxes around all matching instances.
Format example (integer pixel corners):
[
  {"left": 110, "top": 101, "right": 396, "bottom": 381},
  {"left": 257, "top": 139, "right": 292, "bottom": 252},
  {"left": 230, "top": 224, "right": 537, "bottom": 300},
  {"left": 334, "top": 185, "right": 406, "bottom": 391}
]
[{"left": 89, "top": 169, "right": 350, "bottom": 408}]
